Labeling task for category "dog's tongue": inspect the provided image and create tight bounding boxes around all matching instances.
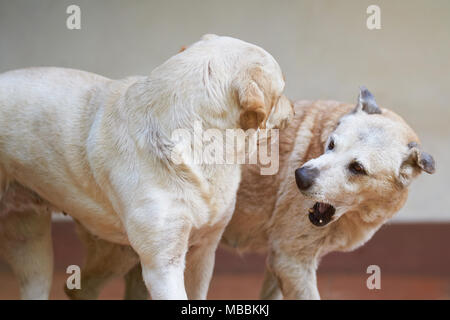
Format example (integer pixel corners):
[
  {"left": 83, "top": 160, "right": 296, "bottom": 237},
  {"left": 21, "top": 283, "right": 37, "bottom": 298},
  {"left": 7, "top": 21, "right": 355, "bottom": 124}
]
[{"left": 318, "top": 202, "right": 330, "bottom": 214}]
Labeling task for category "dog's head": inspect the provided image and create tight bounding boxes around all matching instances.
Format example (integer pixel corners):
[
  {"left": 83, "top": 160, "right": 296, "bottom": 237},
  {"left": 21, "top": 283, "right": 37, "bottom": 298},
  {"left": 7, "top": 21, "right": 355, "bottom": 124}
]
[
  {"left": 181, "top": 34, "right": 293, "bottom": 130},
  {"left": 208, "top": 34, "right": 292, "bottom": 130},
  {"left": 295, "top": 87, "right": 435, "bottom": 227},
  {"left": 234, "top": 67, "right": 293, "bottom": 130}
]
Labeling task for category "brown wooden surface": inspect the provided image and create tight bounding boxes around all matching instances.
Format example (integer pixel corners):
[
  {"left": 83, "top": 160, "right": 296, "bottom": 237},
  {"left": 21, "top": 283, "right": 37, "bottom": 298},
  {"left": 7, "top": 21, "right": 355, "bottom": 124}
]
[
  {"left": 40, "top": 221, "right": 450, "bottom": 275},
  {"left": 0, "top": 271, "right": 448, "bottom": 300},
  {"left": 1, "top": 221, "right": 450, "bottom": 299}
]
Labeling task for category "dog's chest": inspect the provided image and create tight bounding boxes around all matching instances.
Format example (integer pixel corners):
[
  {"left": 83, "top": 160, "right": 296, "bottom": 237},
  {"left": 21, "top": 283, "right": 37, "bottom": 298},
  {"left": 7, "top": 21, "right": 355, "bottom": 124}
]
[{"left": 189, "top": 164, "right": 241, "bottom": 232}]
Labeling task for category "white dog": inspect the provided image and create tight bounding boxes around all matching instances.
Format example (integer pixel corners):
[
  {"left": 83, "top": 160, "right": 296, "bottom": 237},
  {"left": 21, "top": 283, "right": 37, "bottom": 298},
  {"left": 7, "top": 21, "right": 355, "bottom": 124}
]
[
  {"left": 52, "top": 88, "right": 435, "bottom": 300},
  {"left": 0, "top": 34, "right": 292, "bottom": 299}
]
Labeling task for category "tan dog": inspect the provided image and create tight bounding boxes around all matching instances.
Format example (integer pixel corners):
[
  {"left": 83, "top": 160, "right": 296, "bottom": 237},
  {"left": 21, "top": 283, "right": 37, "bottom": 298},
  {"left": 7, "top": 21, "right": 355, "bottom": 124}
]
[
  {"left": 52, "top": 87, "right": 434, "bottom": 300},
  {"left": 224, "top": 87, "right": 435, "bottom": 299},
  {"left": 0, "top": 34, "right": 292, "bottom": 299}
]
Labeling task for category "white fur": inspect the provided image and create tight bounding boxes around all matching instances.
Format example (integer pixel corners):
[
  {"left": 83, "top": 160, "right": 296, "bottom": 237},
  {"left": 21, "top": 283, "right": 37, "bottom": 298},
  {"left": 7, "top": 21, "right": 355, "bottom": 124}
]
[{"left": 0, "top": 35, "right": 290, "bottom": 299}]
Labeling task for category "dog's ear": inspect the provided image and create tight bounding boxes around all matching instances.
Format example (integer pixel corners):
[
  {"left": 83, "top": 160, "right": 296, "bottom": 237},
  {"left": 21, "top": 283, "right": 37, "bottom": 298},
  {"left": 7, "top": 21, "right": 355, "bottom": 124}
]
[
  {"left": 265, "top": 95, "right": 294, "bottom": 129},
  {"left": 399, "top": 142, "right": 436, "bottom": 186},
  {"left": 236, "top": 78, "right": 268, "bottom": 130},
  {"left": 353, "top": 86, "right": 382, "bottom": 115},
  {"left": 407, "top": 142, "right": 436, "bottom": 174}
]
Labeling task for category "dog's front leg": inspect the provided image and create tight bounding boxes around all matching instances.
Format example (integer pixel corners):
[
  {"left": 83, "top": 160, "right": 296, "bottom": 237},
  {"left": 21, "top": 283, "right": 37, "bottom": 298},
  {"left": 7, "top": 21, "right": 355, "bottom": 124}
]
[
  {"left": 282, "top": 267, "right": 320, "bottom": 300},
  {"left": 260, "top": 267, "right": 283, "bottom": 300},
  {"left": 268, "top": 251, "right": 320, "bottom": 300},
  {"left": 184, "top": 228, "right": 223, "bottom": 300},
  {"left": 125, "top": 206, "right": 191, "bottom": 300}
]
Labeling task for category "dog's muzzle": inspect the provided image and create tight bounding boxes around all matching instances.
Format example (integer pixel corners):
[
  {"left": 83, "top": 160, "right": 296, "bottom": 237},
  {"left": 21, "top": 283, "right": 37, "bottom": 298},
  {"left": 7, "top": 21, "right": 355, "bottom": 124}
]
[{"left": 295, "top": 167, "right": 336, "bottom": 227}]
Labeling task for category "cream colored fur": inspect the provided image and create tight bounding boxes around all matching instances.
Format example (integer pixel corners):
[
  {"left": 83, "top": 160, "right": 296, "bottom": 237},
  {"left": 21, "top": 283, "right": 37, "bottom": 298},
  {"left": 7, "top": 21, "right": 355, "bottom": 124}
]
[
  {"left": 0, "top": 34, "right": 291, "bottom": 299},
  {"left": 51, "top": 89, "right": 434, "bottom": 300}
]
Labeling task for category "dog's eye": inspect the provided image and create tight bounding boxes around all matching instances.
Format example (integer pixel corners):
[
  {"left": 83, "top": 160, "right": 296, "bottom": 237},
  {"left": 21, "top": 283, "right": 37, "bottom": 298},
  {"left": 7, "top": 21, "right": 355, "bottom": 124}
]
[
  {"left": 327, "top": 138, "right": 335, "bottom": 151},
  {"left": 349, "top": 161, "right": 366, "bottom": 175}
]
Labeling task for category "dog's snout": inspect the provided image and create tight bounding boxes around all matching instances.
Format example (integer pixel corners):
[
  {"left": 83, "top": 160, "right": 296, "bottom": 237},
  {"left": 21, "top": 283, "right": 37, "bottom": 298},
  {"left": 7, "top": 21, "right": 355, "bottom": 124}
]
[{"left": 295, "top": 166, "right": 319, "bottom": 190}]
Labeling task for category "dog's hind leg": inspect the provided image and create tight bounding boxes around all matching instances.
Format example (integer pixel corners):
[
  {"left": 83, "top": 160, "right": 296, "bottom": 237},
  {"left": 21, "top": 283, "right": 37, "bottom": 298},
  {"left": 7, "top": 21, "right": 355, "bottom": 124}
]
[
  {"left": 0, "top": 189, "right": 53, "bottom": 300},
  {"left": 64, "top": 222, "right": 141, "bottom": 300},
  {"left": 124, "top": 263, "right": 148, "bottom": 300}
]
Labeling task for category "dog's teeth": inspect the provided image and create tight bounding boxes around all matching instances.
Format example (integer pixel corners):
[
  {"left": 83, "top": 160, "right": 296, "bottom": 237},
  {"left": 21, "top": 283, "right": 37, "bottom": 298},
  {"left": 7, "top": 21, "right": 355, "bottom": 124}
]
[{"left": 308, "top": 208, "right": 314, "bottom": 214}]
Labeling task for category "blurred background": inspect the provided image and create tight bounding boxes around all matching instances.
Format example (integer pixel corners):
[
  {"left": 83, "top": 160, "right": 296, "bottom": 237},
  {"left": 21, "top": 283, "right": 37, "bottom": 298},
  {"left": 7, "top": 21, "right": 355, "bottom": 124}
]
[{"left": 0, "top": 0, "right": 449, "bottom": 299}]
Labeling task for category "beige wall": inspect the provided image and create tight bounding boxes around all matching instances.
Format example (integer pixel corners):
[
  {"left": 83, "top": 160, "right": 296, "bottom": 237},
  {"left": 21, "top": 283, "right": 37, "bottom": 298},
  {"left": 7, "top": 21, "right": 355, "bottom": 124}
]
[{"left": 0, "top": 0, "right": 449, "bottom": 221}]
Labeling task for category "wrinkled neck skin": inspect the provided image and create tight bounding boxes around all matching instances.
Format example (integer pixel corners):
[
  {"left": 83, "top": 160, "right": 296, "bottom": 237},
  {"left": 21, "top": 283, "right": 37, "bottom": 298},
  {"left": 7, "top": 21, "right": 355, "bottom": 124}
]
[{"left": 223, "top": 101, "right": 408, "bottom": 265}]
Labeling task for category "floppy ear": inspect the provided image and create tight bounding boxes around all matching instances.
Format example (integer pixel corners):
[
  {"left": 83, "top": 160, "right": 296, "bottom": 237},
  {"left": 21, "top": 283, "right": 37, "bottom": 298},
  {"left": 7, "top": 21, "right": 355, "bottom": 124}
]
[
  {"left": 236, "top": 79, "right": 267, "bottom": 130},
  {"left": 353, "top": 86, "right": 382, "bottom": 115},
  {"left": 399, "top": 142, "right": 436, "bottom": 186},
  {"left": 265, "top": 95, "right": 294, "bottom": 129}
]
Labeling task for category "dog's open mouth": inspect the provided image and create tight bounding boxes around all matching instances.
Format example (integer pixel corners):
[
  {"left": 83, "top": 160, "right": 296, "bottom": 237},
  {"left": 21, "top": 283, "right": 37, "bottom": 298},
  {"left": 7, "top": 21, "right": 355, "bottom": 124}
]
[{"left": 308, "top": 202, "right": 336, "bottom": 227}]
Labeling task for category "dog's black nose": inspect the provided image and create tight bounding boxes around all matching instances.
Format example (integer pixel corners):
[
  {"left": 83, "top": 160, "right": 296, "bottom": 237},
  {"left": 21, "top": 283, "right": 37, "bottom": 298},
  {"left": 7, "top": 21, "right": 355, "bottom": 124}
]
[{"left": 295, "top": 166, "right": 319, "bottom": 190}]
